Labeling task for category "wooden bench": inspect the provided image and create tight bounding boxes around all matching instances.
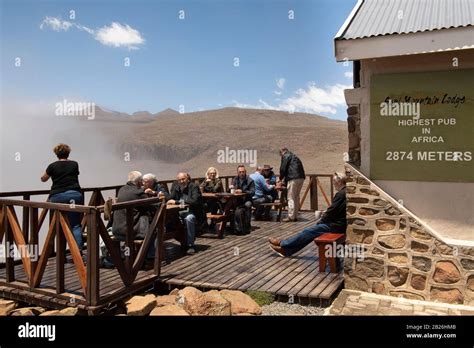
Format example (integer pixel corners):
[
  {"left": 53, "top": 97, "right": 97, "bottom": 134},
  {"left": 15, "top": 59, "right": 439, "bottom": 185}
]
[
  {"left": 254, "top": 189, "right": 287, "bottom": 221},
  {"left": 314, "top": 233, "right": 345, "bottom": 273}
]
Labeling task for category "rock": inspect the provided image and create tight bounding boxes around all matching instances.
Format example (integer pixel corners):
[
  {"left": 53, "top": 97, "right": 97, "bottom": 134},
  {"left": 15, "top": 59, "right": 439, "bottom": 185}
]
[
  {"left": 388, "top": 266, "right": 409, "bottom": 286},
  {"left": 430, "top": 287, "right": 464, "bottom": 304},
  {"left": 0, "top": 299, "right": 18, "bottom": 316},
  {"left": 219, "top": 290, "right": 262, "bottom": 315},
  {"left": 40, "top": 310, "right": 61, "bottom": 316},
  {"left": 410, "top": 228, "right": 432, "bottom": 241},
  {"left": 169, "top": 288, "right": 180, "bottom": 295},
  {"left": 434, "top": 240, "right": 454, "bottom": 255},
  {"left": 461, "top": 259, "right": 474, "bottom": 270},
  {"left": 412, "top": 256, "right": 432, "bottom": 272},
  {"left": 150, "top": 305, "right": 190, "bottom": 316},
  {"left": 356, "top": 177, "right": 370, "bottom": 186},
  {"left": 347, "top": 205, "right": 356, "bottom": 215},
  {"left": 125, "top": 294, "right": 157, "bottom": 316},
  {"left": 376, "top": 219, "right": 396, "bottom": 231},
  {"left": 388, "top": 253, "right": 408, "bottom": 264},
  {"left": 10, "top": 307, "right": 45, "bottom": 316},
  {"left": 468, "top": 275, "right": 474, "bottom": 291},
  {"left": 176, "top": 287, "right": 204, "bottom": 314},
  {"left": 346, "top": 186, "right": 356, "bottom": 194},
  {"left": 459, "top": 247, "right": 474, "bottom": 257},
  {"left": 347, "top": 106, "right": 359, "bottom": 116},
  {"left": 373, "top": 199, "right": 390, "bottom": 207},
  {"left": 433, "top": 261, "right": 461, "bottom": 284},
  {"left": 378, "top": 234, "right": 406, "bottom": 249},
  {"left": 360, "top": 188, "right": 379, "bottom": 196},
  {"left": 347, "top": 197, "right": 369, "bottom": 204},
  {"left": 59, "top": 307, "right": 78, "bottom": 316},
  {"left": 358, "top": 207, "right": 379, "bottom": 215},
  {"left": 411, "top": 241, "right": 430, "bottom": 253},
  {"left": 344, "top": 275, "right": 369, "bottom": 291},
  {"left": 198, "top": 290, "right": 231, "bottom": 316},
  {"left": 399, "top": 219, "right": 406, "bottom": 230},
  {"left": 40, "top": 308, "right": 78, "bottom": 316},
  {"left": 389, "top": 291, "right": 425, "bottom": 301},
  {"left": 155, "top": 295, "right": 177, "bottom": 307},
  {"left": 372, "top": 282, "right": 385, "bottom": 294},
  {"left": 354, "top": 258, "right": 384, "bottom": 278},
  {"left": 384, "top": 207, "right": 401, "bottom": 215},
  {"left": 347, "top": 228, "right": 374, "bottom": 244},
  {"left": 347, "top": 218, "right": 367, "bottom": 226},
  {"left": 372, "top": 247, "right": 385, "bottom": 255},
  {"left": 411, "top": 274, "right": 426, "bottom": 291}
]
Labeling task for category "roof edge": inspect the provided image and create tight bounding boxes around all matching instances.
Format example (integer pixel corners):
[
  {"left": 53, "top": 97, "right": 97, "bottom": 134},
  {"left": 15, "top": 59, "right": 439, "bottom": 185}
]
[{"left": 334, "top": 0, "right": 364, "bottom": 40}]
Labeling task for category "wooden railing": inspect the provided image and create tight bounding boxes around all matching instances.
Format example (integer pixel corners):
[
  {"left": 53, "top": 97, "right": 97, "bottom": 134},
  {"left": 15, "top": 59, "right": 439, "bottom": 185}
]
[{"left": 0, "top": 173, "right": 333, "bottom": 307}]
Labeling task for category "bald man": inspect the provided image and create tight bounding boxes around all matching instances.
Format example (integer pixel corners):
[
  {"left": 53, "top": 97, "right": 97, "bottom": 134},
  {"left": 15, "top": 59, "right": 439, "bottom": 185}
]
[{"left": 167, "top": 172, "right": 204, "bottom": 254}]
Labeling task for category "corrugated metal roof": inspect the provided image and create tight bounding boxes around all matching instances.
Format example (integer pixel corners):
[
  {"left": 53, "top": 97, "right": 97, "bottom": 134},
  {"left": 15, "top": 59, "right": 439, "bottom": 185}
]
[{"left": 337, "top": 0, "right": 474, "bottom": 40}]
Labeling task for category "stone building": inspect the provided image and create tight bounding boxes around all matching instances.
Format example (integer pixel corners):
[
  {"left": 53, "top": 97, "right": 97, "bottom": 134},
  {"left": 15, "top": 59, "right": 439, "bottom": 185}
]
[{"left": 334, "top": 0, "right": 474, "bottom": 304}]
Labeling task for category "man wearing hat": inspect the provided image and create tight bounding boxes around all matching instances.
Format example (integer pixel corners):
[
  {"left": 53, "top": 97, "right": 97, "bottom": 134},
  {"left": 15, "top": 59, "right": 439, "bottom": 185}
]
[{"left": 262, "top": 164, "right": 279, "bottom": 201}]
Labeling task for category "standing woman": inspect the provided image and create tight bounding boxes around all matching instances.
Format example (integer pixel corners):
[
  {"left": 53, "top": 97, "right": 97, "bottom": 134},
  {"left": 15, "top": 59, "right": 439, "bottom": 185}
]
[{"left": 41, "top": 144, "right": 84, "bottom": 249}]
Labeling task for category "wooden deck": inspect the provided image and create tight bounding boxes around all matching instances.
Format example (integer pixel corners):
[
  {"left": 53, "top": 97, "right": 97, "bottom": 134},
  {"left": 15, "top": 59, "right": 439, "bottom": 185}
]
[{"left": 0, "top": 211, "right": 343, "bottom": 313}]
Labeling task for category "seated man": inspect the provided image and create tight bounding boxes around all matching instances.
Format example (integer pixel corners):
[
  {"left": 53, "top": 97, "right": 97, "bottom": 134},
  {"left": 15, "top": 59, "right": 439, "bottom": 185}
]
[
  {"left": 229, "top": 165, "right": 255, "bottom": 235},
  {"left": 112, "top": 171, "right": 158, "bottom": 262},
  {"left": 167, "top": 172, "right": 204, "bottom": 255},
  {"left": 262, "top": 164, "right": 279, "bottom": 201},
  {"left": 143, "top": 173, "right": 169, "bottom": 200},
  {"left": 250, "top": 166, "right": 276, "bottom": 220},
  {"left": 268, "top": 172, "right": 347, "bottom": 257}
]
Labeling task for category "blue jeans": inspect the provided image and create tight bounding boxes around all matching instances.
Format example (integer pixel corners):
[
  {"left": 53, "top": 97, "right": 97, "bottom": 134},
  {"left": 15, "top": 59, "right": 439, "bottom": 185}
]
[
  {"left": 179, "top": 210, "right": 196, "bottom": 248},
  {"left": 280, "top": 222, "right": 333, "bottom": 256},
  {"left": 49, "top": 190, "right": 84, "bottom": 249}
]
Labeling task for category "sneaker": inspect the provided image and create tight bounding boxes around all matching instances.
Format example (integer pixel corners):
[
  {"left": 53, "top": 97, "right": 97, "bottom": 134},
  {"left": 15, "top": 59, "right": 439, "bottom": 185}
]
[
  {"left": 282, "top": 217, "right": 297, "bottom": 222},
  {"left": 186, "top": 247, "right": 196, "bottom": 255}
]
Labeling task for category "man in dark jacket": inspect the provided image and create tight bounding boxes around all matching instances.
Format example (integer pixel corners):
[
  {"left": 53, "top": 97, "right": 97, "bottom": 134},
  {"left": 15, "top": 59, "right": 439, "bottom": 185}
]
[
  {"left": 112, "top": 171, "right": 158, "bottom": 241},
  {"left": 279, "top": 148, "right": 305, "bottom": 222},
  {"left": 268, "top": 172, "right": 347, "bottom": 257},
  {"left": 167, "top": 172, "right": 203, "bottom": 254},
  {"left": 229, "top": 165, "right": 255, "bottom": 235}
]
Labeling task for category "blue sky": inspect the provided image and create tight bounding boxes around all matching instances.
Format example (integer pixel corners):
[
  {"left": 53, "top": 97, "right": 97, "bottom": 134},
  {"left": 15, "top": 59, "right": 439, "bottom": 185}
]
[{"left": 1, "top": 0, "right": 357, "bottom": 119}]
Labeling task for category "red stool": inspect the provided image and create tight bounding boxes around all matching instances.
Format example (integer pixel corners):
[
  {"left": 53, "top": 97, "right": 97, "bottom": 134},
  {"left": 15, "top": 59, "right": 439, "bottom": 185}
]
[{"left": 314, "top": 233, "right": 345, "bottom": 273}]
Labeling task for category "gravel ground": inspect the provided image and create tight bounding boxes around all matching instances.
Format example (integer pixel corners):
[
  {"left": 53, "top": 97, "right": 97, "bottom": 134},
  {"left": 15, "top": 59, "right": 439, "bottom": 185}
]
[{"left": 261, "top": 302, "right": 326, "bottom": 316}]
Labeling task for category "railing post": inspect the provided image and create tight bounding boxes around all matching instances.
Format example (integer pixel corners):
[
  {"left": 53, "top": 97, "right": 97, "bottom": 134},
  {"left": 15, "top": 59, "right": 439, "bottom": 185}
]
[
  {"left": 310, "top": 176, "right": 318, "bottom": 211},
  {"left": 125, "top": 207, "right": 134, "bottom": 284},
  {"left": 29, "top": 207, "right": 38, "bottom": 287},
  {"left": 56, "top": 211, "right": 65, "bottom": 293},
  {"left": 86, "top": 208, "right": 100, "bottom": 306},
  {"left": 3, "top": 205, "right": 14, "bottom": 282},
  {"left": 22, "top": 194, "right": 30, "bottom": 242}
]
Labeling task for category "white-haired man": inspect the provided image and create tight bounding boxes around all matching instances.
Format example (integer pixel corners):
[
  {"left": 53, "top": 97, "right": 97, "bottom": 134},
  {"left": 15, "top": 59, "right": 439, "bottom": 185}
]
[
  {"left": 112, "top": 171, "right": 156, "bottom": 242},
  {"left": 143, "top": 173, "right": 169, "bottom": 200},
  {"left": 268, "top": 172, "right": 347, "bottom": 257}
]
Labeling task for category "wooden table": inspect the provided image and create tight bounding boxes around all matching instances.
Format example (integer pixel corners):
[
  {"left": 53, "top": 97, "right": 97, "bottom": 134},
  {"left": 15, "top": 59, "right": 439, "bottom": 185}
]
[{"left": 201, "top": 192, "right": 247, "bottom": 238}]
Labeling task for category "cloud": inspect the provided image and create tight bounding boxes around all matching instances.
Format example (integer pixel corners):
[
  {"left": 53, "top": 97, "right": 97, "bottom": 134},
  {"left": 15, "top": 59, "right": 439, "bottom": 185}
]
[
  {"left": 40, "top": 16, "right": 144, "bottom": 50},
  {"left": 40, "top": 17, "right": 73, "bottom": 31},
  {"left": 95, "top": 22, "right": 145, "bottom": 50},
  {"left": 276, "top": 78, "right": 285, "bottom": 90},
  {"left": 344, "top": 71, "right": 353, "bottom": 79},
  {"left": 233, "top": 82, "right": 351, "bottom": 116},
  {"left": 274, "top": 77, "right": 285, "bottom": 95}
]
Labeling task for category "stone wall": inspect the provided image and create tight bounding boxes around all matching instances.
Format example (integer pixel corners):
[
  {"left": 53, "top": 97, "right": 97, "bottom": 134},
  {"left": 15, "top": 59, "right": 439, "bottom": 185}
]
[
  {"left": 347, "top": 106, "right": 361, "bottom": 167},
  {"left": 344, "top": 164, "right": 474, "bottom": 305}
]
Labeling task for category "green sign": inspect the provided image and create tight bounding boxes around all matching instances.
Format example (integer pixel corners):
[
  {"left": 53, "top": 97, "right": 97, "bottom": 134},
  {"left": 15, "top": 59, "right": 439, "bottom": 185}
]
[{"left": 370, "top": 69, "right": 474, "bottom": 182}]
